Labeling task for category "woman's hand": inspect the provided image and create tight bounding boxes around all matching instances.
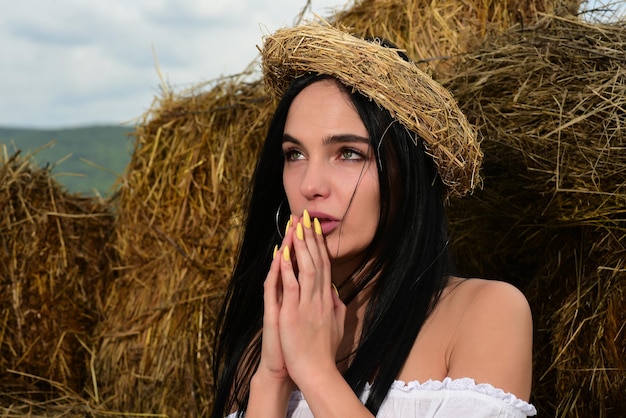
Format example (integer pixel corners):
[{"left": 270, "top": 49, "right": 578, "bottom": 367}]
[
  {"left": 256, "top": 222, "right": 295, "bottom": 384},
  {"left": 245, "top": 225, "right": 297, "bottom": 418},
  {"left": 250, "top": 211, "right": 370, "bottom": 418},
  {"left": 278, "top": 211, "right": 347, "bottom": 386}
]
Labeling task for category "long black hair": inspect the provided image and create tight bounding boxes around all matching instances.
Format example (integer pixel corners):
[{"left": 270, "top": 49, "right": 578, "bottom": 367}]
[{"left": 211, "top": 71, "right": 452, "bottom": 416}]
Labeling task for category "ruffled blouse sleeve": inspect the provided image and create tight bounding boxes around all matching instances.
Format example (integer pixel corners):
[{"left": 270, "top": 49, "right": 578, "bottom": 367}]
[
  {"left": 227, "top": 377, "right": 537, "bottom": 418},
  {"left": 285, "top": 378, "right": 536, "bottom": 418}
]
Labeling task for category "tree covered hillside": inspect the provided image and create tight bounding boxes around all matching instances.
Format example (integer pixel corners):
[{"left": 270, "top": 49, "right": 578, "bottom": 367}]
[{"left": 0, "top": 125, "right": 133, "bottom": 196}]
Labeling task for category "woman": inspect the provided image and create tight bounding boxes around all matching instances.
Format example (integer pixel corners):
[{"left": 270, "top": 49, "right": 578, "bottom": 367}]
[{"left": 211, "top": 22, "right": 535, "bottom": 418}]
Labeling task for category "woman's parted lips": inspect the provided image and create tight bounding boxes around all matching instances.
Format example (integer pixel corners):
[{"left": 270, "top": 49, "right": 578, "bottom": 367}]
[{"left": 306, "top": 210, "right": 340, "bottom": 235}]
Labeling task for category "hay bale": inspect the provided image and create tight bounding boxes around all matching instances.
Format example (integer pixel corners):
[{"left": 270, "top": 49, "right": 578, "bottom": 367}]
[
  {"left": 442, "top": 15, "right": 626, "bottom": 416},
  {"left": 92, "top": 75, "right": 272, "bottom": 415},
  {"left": 446, "top": 15, "right": 626, "bottom": 225},
  {"left": 0, "top": 149, "right": 114, "bottom": 401},
  {"left": 334, "top": 0, "right": 581, "bottom": 75},
  {"left": 444, "top": 13, "right": 626, "bottom": 278},
  {"left": 551, "top": 238, "right": 626, "bottom": 416}
]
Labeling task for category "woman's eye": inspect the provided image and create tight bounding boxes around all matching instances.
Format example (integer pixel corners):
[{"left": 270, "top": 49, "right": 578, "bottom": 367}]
[
  {"left": 283, "top": 149, "right": 304, "bottom": 161},
  {"left": 340, "top": 149, "right": 365, "bottom": 160}
]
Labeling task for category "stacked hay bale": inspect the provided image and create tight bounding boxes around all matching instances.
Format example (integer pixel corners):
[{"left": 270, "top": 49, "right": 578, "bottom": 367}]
[
  {"left": 92, "top": 77, "right": 272, "bottom": 415},
  {"left": 0, "top": 150, "right": 114, "bottom": 412},
  {"left": 334, "top": 0, "right": 581, "bottom": 75},
  {"left": 443, "top": 15, "right": 626, "bottom": 417}
]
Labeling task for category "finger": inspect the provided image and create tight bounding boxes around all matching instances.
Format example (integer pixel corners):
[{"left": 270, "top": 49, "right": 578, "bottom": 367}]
[
  {"left": 263, "top": 244, "right": 283, "bottom": 319},
  {"left": 311, "top": 215, "right": 332, "bottom": 292},
  {"left": 301, "top": 210, "right": 325, "bottom": 270},
  {"left": 292, "top": 220, "right": 318, "bottom": 298},
  {"left": 279, "top": 237, "right": 301, "bottom": 310},
  {"left": 298, "top": 210, "right": 332, "bottom": 298},
  {"left": 268, "top": 212, "right": 295, "bottom": 305}
]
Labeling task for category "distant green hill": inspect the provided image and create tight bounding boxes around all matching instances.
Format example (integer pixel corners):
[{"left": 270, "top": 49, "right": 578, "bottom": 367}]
[{"left": 0, "top": 125, "right": 134, "bottom": 196}]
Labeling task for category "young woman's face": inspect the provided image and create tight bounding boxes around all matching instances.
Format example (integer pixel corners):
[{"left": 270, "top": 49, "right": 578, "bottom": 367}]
[{"left": 282, "top": 79, "right": 380, "bottom": 268}]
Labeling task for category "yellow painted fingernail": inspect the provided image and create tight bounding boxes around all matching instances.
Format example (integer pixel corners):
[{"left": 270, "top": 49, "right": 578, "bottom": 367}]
[
  {"left": 272, "top": 245, "right": 278, "bottom": 259},
  {"left": 303, "top": 209, "right": 311, "bottom": 228},
  {"left": 296, "top": 222, "right": 304, "bottom": 240},
  {"left": 314, "top": 217, "right": 322, "bottom": 235},
  {"left": 332, "top": 283, "right": 339, "bottom": 297},
  {"left": 283, "top": 246, "right": 290, "bottom": 261},
  {"left": 285, "top": 219, "right": 291, "bottom": 237}
]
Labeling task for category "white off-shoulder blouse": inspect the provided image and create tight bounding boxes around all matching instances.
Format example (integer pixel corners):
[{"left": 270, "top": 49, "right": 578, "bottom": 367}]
[{"left": 228, "top": 377, "right": 537, "bottom": 417}]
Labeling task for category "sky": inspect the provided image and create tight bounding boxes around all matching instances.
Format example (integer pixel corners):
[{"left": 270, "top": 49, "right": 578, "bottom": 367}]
[
  {"left": 0, "top": 0, "right": 347, "bottom": 129},
  {"left": 0, "top": 0, "right": 623, "bottom": 129}
]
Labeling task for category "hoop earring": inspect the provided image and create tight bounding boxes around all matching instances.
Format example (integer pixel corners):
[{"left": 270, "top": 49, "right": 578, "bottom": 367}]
[{"left": 275, "top": 199, "right": 288, "bottom": 239}]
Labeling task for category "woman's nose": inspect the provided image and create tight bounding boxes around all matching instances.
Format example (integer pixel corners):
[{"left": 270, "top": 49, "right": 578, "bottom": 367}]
[{"left": 300, "top": 161, "right": 331, "bottom": 200}]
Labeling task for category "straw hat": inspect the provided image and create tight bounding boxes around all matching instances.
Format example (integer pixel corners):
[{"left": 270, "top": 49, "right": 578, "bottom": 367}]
[{"left": 261, "top": 20, "right": 482, "bottom": 198}]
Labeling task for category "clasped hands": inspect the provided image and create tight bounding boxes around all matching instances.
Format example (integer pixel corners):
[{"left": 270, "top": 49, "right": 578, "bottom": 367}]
[{"left": 259, "top": 210, "right": 347, "bottom": 389}]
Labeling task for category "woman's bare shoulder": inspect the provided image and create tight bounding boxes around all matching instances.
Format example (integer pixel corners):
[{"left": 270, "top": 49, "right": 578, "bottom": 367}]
[
  {"left": 441, "top": 277, "right": 532, "bottom": 322},
  {"left": 445, "top": 276, "right": 528, "bottom": 303},
  {"left": 444, "top": 277, "right": 534, "bottom": 401}
]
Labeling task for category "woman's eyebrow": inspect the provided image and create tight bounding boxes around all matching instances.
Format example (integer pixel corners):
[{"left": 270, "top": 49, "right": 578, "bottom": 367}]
[
  {"left": 323, "top": 134, "right": 370, "bottom": 146},
  {"left": 282, "top": 133, "right": 301, "bottom": 145},
  {"left": 282, "top": 133, "right": 370, "bottom": 145}
]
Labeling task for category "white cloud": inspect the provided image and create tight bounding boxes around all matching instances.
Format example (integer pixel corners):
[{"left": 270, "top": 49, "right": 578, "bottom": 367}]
[{"left": 0, "top": 0, "right": 346, "bottom": 128}]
